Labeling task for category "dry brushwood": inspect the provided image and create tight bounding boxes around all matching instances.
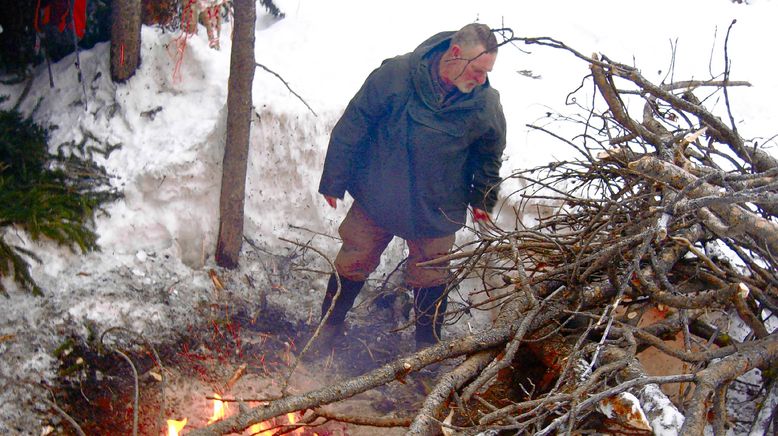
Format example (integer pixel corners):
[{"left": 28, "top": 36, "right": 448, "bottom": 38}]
[{"left": 191, "top": 29, "right": 777, "bottom": 436}]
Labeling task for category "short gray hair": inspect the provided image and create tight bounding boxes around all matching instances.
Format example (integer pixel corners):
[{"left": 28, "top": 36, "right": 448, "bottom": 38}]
[{"left": 451, "top": 23, "right": 498, "bottom": 53}]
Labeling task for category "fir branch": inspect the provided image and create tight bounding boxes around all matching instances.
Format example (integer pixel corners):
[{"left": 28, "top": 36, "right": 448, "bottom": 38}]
[{"left": 0, "top": 109, "right": 119, "bottom": 294}]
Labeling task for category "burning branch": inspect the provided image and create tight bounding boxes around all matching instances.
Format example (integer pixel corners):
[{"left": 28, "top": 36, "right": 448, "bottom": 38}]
[{"left": 188, "top": 322, "right": 520, "bottom": 434}]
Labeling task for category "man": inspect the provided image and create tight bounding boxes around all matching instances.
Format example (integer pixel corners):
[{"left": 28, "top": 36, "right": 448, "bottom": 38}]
[{"left": 317, "top": 23, "right": 506, "bottom": 351}]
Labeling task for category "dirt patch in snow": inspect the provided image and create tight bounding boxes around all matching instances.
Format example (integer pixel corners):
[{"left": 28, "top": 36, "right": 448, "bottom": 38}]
[{"left": 47, "top": 298, "right": 437, "bottom": 435}]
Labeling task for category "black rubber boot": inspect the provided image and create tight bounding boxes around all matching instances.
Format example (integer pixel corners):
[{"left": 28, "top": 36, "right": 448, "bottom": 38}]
[
  {"left": 320, "top": 274, "right": 365, "bottom": 325},
  {"left": 413, "top": 284, "right": 448, "bottom": 350},
  {"left": 308, "top": 274, "right": 365, "bottom": 360}
]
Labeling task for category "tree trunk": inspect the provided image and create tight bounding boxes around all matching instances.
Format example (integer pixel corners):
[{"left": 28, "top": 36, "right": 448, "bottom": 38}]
[
  {"left": 215, "top": 0, "right": 256, "bottom": 268},
  {"left": 110, "top": 0, "right": 142, "bottom": 82}
]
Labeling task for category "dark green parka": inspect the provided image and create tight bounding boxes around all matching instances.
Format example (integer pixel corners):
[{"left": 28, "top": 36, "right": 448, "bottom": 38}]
[{"left": 319, "top": 31, "right": 507, "bottom": 239}]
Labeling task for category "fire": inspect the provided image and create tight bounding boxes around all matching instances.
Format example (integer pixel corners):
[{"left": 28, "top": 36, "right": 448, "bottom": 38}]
[
  {"left": 166, "top": 396, "right": 312, "bottom": 436},
  {"left": 166, "top": 393, "right": 226, "bottom": 435},
  {"left": 248, "top": 420, "right": 273, "bottom": 435},
  {"left": 208, "top": 393, "right": 228, "bottom": 424},
  {"left": 167, "top": 418, "right": 187, "bottom": 436},
  {"left": 287, "top": 412, "right": 304, "bottom": 435},
  {"left": 248, "top": 413, "right": 304, "bottom": 436}
]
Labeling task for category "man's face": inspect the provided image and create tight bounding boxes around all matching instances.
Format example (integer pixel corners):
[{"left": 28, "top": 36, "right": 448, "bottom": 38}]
[{"left": 450, "top": 44, "right": 497, "bottom": 93}]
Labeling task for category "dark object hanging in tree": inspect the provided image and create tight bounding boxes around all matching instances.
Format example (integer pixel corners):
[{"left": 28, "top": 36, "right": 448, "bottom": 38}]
[{"left": 259, "top": 0, "right": 284, "bottom": 18}]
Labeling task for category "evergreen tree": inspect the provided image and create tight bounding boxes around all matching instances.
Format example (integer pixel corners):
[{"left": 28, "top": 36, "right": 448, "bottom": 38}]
[{"left": 0, "top": 109, "right": 119, "bottom": 296}]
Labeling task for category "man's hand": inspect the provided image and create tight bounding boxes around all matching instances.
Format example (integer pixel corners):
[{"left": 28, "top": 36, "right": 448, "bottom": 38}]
[
  {"left": 324, "top": 195, "right": 338, "bottom": 209},
  {"left": 472, "top": 207, "right": 490, "bottom": 222}
]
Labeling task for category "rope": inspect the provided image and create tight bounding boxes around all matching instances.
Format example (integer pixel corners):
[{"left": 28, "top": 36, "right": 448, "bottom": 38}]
[{"left": 172, "top": 0, "right": 199, "bottom": 83}]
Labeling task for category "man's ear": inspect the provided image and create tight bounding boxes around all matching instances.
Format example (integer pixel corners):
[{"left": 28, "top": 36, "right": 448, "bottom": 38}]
[{"left": 450, "top": 44, "right": 461, "bottom": 58}]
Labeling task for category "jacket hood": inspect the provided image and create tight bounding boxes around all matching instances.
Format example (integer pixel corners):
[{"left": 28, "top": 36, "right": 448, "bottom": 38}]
[{"left": 413, "top": 31, "right": 455, "bottom": 57}]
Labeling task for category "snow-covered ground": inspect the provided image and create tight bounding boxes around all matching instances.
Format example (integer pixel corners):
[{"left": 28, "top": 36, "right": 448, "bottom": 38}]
[{"left": 1, "top": 0, "right": 777, "bottom": 433}]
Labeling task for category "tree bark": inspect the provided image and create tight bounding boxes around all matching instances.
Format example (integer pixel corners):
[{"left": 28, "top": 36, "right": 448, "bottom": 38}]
[
  {"left": 110, "top": 0, "right": 142, "bottom": 82},
  {"left": 215, "top": 0, "right": 256, "bottom": 268}
]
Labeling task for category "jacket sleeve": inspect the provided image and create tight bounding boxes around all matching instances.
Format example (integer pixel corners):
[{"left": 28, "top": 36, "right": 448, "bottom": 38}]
[
  {"left": 318, "top": 59, "right": 398, "bottom": 199},
  {"left": 468, "top": 94, "right": 507, "bottom": 212}
]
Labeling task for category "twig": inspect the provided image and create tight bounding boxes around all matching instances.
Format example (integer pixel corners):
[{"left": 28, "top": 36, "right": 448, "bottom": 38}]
[
  {"left": 42, "top": 394, "right": 87, "bottom": 436},
  {"left": 99, "top": 326, "right": 166, "bottom": 435},
  {"left": 355, "top": 337, "right": 376, "bottom": 362},
  {"left": 255, "top": 62, "right": 317, "bottom": 116},
  {"left": 749, "top": 375, "right": 778, "bottom": 436},
  {"left": 722, "top": 20, "right": 738, "bottom": 136},
  {"left": 288, "top": 224, "right": 340, "bottom": 241},
  {"left": 461, "top": 240, "right": 546, "bottom": 401},
  {"left": 113, "top": 349, "right": 139, "bottom": 436},
  {"left": 277, "top": 236, "right": 338, "bottom": 393},
  {"left": 537, "top": 374, "right": 696, "bottom": 436},
  {"left": 225, "top": 363, "right": 248, "bottom": 392}
]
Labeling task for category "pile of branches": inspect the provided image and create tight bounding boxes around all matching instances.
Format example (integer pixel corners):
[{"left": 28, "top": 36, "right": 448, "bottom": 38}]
[{"left": 190, "top": 33, "right": 777, "bottom": 436}]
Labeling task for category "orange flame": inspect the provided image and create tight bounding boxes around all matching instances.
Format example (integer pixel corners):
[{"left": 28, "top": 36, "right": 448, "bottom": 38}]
[
  {"left": 167, "top": 418, "right": 187, "bottom": 436},
  {"left": 248, "top": 420, "right": 273, "bottom": 435},
  {"left": 287, "top": 412, "right": 305, "bottom": 435},
  {"left": 208, "top": 393, "right": 228, "bottom": 424},
  {"left": 167, "top": 396, "right": 306, "bottom": 436}
]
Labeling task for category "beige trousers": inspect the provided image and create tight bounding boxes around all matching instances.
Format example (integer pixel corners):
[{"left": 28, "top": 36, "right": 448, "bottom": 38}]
[{"left": 334, "top": 202, "right": 455, "bottom": 288}]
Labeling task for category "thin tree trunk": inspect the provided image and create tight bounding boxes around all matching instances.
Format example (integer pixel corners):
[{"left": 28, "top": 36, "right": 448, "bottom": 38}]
[{"left": 215, "top": 0, "right": 256, "bottom": 268}]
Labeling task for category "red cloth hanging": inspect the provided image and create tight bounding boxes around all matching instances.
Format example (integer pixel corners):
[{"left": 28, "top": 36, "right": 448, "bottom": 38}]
[
  {"left": 35, "top": 0, "right": 87, "bottom": 39},
  {"left": 71, "top": 0, "right": 87, "bottom": 39}
]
